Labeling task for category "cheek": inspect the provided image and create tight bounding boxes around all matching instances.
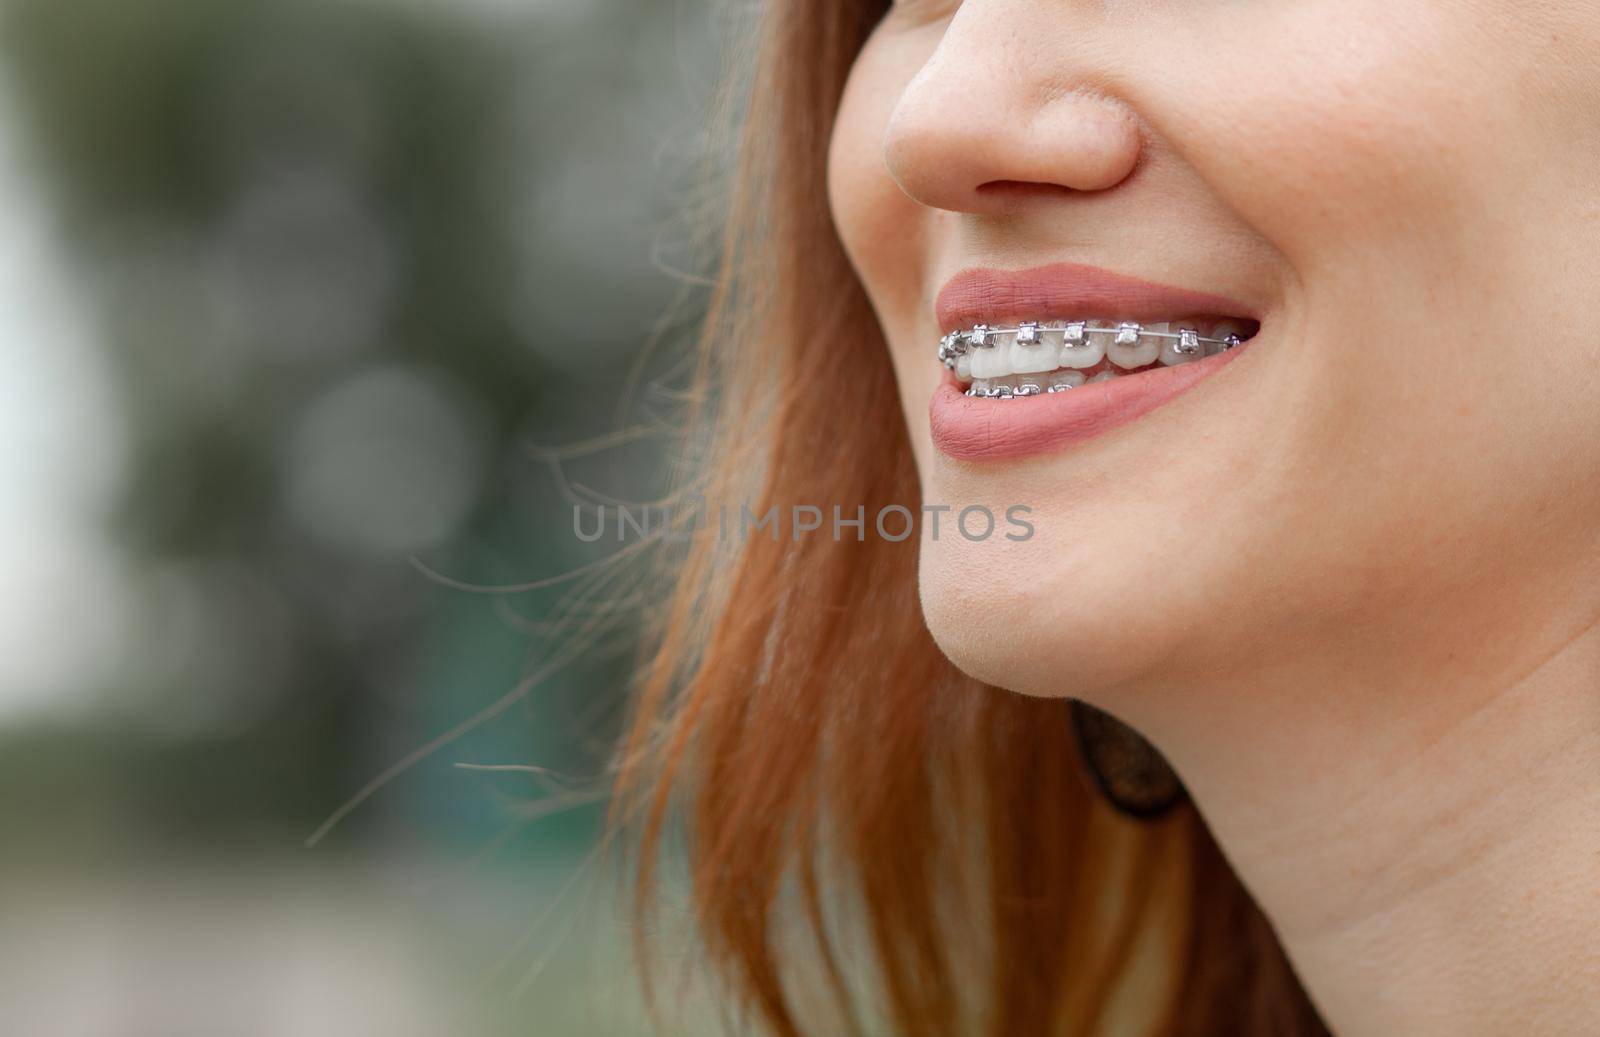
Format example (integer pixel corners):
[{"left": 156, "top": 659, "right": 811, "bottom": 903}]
[
  {"left": 1175, "top": 7, "right": 1488, "bottom": 269},
  {"left": 828, "top": 36, "right": 943, "bottom": 473},
  {"left": 827, "top": 35, "right": 930, "bottom": 336},
  {"left": 1179, "top": 1, "right": 1597, "bottom": 280},
  {"left": 1186, "top": 5, "right": 1600, "bottom": 618}
]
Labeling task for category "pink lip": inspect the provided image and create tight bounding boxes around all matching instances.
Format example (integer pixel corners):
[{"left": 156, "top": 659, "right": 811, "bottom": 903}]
[
  {"left": 929, "top": 351, "right": 1246, "bottom": 461},
  {"left": 935, "top": 262, "right": 1255, "bottom": 331},
  {"left": 929, "top": 264, "right": 1258, "bottom": 462}
]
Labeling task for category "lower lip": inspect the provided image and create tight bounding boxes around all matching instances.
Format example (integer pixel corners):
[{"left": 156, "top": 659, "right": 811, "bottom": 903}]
[{"left": 928, "top": 345, "right": 1249, "bottom": 462}]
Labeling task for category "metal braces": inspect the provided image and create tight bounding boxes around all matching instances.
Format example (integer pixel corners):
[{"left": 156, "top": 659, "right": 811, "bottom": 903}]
[
  {"left": 966, "top": 382, "right": 1077, "bottom": 398},
  {"left": 938, "top": 321, "right": 1243, "bottom": 369},
  {"left": 964, "top": 378, "right": 1089, "bottom": 399}
]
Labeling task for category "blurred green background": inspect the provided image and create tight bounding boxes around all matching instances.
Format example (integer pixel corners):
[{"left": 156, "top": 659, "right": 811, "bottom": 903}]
[{"left": 0, "top": 0, "right": 720, "bottom": 1032}]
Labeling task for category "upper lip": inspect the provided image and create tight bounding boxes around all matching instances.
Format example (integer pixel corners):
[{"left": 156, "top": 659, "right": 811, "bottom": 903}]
[{"left": 934, "top": 262, "right": 1257, "bottom": 333}]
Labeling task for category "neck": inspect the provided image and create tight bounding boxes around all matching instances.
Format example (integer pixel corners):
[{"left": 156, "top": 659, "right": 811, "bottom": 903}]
[{"left": 1144, "top": 603, "right": 1600, "bottom": 1035}]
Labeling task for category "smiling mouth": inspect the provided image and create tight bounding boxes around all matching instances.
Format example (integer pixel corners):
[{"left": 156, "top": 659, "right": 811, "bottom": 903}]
[{"left": 938, "top": 317, "right": 1260, "bottom": 397}]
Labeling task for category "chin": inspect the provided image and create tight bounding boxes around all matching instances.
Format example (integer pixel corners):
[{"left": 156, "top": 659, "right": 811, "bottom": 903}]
[{"left": 916, "top": 519, "right": 1200, "bottom": 703}]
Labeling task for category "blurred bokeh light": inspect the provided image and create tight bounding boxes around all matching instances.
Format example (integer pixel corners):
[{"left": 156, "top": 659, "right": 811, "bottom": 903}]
[{"left": 0, "top": 0, "right": 721, "bottom": 1032}]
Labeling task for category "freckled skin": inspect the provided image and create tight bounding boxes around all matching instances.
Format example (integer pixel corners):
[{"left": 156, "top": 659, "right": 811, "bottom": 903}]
[{"left": 825, "top": 2, "right": 1600, "bottom": 1033}]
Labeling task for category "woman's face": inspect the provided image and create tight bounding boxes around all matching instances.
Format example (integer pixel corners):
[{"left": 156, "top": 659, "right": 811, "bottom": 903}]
[{"left": 827, "top": 1, "right": 1600, "bottom": 706}]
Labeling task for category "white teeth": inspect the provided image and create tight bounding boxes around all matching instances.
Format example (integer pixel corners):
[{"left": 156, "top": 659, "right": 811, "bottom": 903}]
[
  {"left": 1058, "top": 324, "right": 1105, "bottom": 369},
  {"left": 1010, "top": 331, "right": 1059, "bottom": 374},
  {"left": 1159, "top": 326, "right": 1202, "bottom": 366},
  {"left": 1108, "top": 322, "right": 1162, "bottom": 369},
  {"left": 1088, "top": 370, "right": 1118, "bottom": 383},
  {"left": 971, "top": 344, "right": 1008, "bottom": 379},
  {"left": 942, "top": 317, "right": 1253, "bottom": 387}
]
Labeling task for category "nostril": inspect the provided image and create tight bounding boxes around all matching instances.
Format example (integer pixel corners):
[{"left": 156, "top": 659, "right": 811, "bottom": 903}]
[{"left": 975, "top": 180, "right": 1081, "bottom": 199}]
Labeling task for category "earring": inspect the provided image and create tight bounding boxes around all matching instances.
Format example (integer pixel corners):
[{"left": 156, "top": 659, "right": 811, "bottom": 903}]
[{"left": 1070, "top": 699, "right": 1187, "bottom": 820}]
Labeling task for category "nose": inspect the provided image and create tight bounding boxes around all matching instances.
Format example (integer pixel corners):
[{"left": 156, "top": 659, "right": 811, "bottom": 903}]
[{"left": 883, "top": 9, "right": 1142, "bottom": 213}]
